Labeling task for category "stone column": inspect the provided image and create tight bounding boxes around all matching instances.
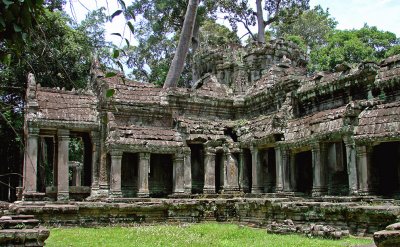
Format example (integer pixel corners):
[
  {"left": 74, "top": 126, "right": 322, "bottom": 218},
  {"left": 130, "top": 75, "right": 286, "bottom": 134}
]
[
  {"left": 289, "top": 151, "right": 296, "bottom": 192},
  {"left": 357, "top": 145, "right": 371, "bottom": 195},
  {"left": 251, "top": 146, "right": 263, "bottom": 194},
  {"left": 312, "top": 142, "right": 327, "bottom": 196},
  {"left": 238, "top": 151, "right": 245, "bottom": 192},
  {"left": 173, "top": 151, "right": 185, "bottom": 195},
  {"left": 23, "top": 127, "right": 40, "bottom": 196},
  {"left": 137, "top": 152, "right": 150, "bottom": 197},
  {"left": 203, "top": 147, "right": 216, "bottom": 194},
  {"left": 282, "top": 149, "right": 292, "bottom": 192},
  {"left": 275, "top": 146, "right": 284, "bottom": 193},
  {"left": 109, "top": 150, "right": 123, "bottom": 198},
  {"left": 183, "top": 147, "right": 192, "bottom": 194},
  {"left": 224, "top": 150, "right": 239, "bottom": 192},
  {"left": 57, "top": 129, "right": 70, "bottom": 201},
  {"left": 343, "top": 137, "right": 358, "bottom": 195},
  {"left": 90, "top": 131, "right": 100, "bottom": 197}
]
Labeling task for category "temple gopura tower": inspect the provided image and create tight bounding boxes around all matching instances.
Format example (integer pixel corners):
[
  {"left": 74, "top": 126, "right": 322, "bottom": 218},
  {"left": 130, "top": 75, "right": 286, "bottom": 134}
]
[{"left": 22, "top": 39, "right": 400, "bottom": 201}]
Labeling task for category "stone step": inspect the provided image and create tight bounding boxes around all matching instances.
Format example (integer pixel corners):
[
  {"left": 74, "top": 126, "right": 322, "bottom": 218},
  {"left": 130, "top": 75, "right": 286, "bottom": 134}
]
[{"left": 0, "top": 217, "right": 40, "bottom": 229}]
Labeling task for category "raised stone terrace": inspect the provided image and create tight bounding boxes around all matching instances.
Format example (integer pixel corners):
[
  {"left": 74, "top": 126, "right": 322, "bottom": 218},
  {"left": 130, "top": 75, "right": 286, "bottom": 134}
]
[{"left": 18, "top": 39, "right": 400, "bottom": 236}]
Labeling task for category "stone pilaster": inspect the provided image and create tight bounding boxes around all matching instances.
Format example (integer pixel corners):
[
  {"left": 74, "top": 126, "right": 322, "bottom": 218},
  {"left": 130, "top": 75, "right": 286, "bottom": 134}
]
[
  {"left": 274, "top": 146, "right": 284, "bottom": 193},
  {"left": 57, "top": 129, "right": 70, "bottom": 201},
  {"left": 183, "top": 147, "right": 192, "bottom": 194},
  {"left": 289, "top": 152, "right": 296, "bottom": 192},
  {"left": 173, "top": 151, "right": 185, "bottom": 195},
  {"left": 203, "top": 147, "right": 216, "bottom": 194},
  {"left": 23, "top": 127, "right": 39, "bottom": 197},
  {"left": 343, "top": 137, "right": 358, "bottom": 195},
  {"left": 137, "top": 152, "right": 150, "bottom": 197},
  {"left": 357, "top": 145, "right": 372, "bottom": 196},
  {"left": 89, "top": 131, "right": 100, "bottom": 197},
  {"left": 109, "top": 150, "right": 123, "bottom": 198},
  {"left": 238, "top": 151, "right": 245, "bottom": 192},
  {"left": 312, "top": 142, "right": 327, "bottom": 196},
  {"left": 251, "top": 146, "right": 263, "bottom": 194},
  {"left": 224, "top": 150, "right": 240, "bottom": 193}
]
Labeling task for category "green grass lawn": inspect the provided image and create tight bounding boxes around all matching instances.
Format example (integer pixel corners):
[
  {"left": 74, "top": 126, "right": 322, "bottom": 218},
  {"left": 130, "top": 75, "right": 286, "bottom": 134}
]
[{"left": 46, "top": 223, "right": 373, "bottom": 247}]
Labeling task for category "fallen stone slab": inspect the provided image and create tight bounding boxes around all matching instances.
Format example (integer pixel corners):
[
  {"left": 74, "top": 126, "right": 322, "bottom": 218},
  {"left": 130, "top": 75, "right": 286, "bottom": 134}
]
[{"left": 374, "top": 222, "right": 400, "bottom": 247}]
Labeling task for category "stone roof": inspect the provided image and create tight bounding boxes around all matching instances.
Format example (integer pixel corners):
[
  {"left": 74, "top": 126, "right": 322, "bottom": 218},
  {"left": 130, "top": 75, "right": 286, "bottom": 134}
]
[
  {"left": 355, "top": 101, "right": 400, "bottom": 141},
  {"left": 246, "top": 65, "right": 305, "bottom": 96},
  {"left": 31, "top": 87, "right": 98, "bottom": 124},
  {"left": 102, "top": 77, "right": 164, "bottom": 105},
  {"left": 284, "top": 106, "right": 348, "bottom": 143},
  {"left": 237, "top": 114, "right": 282, "bottom": 143},
  {"left": 376, "top": 55, "right": 400, "bottom": 86},
  {"left": 297, "top": 62, "right": 378, "bottom": 100}
]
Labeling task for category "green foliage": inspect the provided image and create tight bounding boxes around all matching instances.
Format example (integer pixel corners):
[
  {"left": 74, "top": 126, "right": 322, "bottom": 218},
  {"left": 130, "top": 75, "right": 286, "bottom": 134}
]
[
  {"left": 272, "top": 5, "right": 337, "bottom": 49},
  {"left": 199, "top": 19, "right": 240, "bottom": 49},
  {"left": 0, "top": 0, "right": 45, "bottom": 62},
  {"left": 69, "top": 138, "right": 83, "bottom": 162},
  {"left": 285, "top": 35, "right": 307, "bottom": 51},
  {"left": 309, "top": 25, "right": 400, "bottom": 72},
  {"left": 46, "top": 223, "right": 373, "bottom": 247},
  {"left": 386, "top": 45, "right": 400, "bottom": 57},
  {"left": 219, "top": 0, "right": 309, "bottom": 42},
  {"left": 125, "top": 0, "right": 217, "bottom": 87}
]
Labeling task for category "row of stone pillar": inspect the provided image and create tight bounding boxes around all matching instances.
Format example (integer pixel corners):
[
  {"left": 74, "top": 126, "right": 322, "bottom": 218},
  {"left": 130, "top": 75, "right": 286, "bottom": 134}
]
[
  {"left": 23, "top": 128, "right": 101, "bottom": 201},
  {"left": 265, "top": 138, "right": 370, "bottom": 196},
  {"left": 108, "top": 148, "right": 192, "bottom": 198}
]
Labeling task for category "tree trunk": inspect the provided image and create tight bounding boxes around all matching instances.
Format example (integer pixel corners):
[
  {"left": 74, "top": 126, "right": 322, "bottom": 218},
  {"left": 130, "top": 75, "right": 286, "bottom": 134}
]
[
  {"left": 256, "top": 0, "right": 266, "bottom": 43},
  {"left": 163, "top": 0, "right": 199, "bottom": 88},
  {"left": 190, "top": 19, "right": 200, "bottom": 87}
]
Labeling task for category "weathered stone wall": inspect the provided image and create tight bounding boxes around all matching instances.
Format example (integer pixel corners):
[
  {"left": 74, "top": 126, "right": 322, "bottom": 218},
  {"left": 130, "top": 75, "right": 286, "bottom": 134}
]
[{"left": 9, "top": 199, "right": 400, "bottom": 236}]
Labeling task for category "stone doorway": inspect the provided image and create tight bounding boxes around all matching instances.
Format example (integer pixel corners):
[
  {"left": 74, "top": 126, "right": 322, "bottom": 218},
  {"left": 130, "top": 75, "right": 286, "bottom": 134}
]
[
  {"left": 261, "top": 148, "right": 276, "bottom": 193},
  {"left": 294, "top": 150, "right": 313, "bottom": 195},
  {"left": 149, "top": 154, "right": 173, "bottom": 197},
  {"left": 326, "top": 142, "right": 349, "bottom": 195},
  {"left": 215, "top": 151, "right": 224, "bottom": 193},
  {"left": 121, "top": 153, "right": 138, "bottom": 197},
  {"left": 241, "top": 149, "right": 252, "bottom": 193},
  {"left": 371, "top": 142, "right": 400, "bottom": 196},
  {"left": 189, "top": 144, "right": 204, "bottom": 194},
  {"left": 37, "top": 137, "right": 55, "bottom": 193}
]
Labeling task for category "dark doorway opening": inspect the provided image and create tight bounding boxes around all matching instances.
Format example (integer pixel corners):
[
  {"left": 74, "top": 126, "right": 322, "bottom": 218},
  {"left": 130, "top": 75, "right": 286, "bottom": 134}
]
[
  {"left": 371, "top": 142, "right": 400, "bottom": 197},
  {"left": 121, "top": 153, "right": 138, "bottom": 197},
  {"left": 241, "top": 149, "right": 252, "bottom": 193},
  {"left": 38, "top": 137, "right": 55, "bottom": 193},
  {"left": 295, "top": 150, "right": 313, "bottom": 194},
  {"left": 149, "top": 154, "right": 173, "bottom": 197},
  {"left": 215, "top": 151, "right": 223, "bottom": 193},
  {"left": 189, "top": 144, "right": 204, "bottom": 194},
  {"left": 327, "top": 142, "right": 349, "bottom": 195},
  {"left": 262, "top": 148, "right": 276, "bottom": 193}
]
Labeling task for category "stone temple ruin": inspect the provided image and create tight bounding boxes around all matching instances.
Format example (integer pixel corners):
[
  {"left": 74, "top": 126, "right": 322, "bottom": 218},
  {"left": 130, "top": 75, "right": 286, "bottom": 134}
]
[{"left": 14, "top": 39, "right": 400, "bottom": 241}]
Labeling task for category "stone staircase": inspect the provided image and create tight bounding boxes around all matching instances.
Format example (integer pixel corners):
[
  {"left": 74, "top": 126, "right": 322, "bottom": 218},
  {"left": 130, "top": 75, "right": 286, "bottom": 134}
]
[{"left": 0, "top": 214, "right": 49, "bottom": 246}]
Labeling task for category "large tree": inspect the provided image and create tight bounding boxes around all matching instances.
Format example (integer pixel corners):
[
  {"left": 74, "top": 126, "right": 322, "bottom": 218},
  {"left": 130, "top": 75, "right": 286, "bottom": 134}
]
[
  {"left": 0, "top": 7, "right": 110, "bottom": 201},
  {"left": 271, "top": 5, "right": 337, "bottom": 50},
  {"left": 219, "top": 0, "right": 310, "bottom": 43},
  {"left": 309, "top": 25, "right": 400, "bottom": 72}
]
